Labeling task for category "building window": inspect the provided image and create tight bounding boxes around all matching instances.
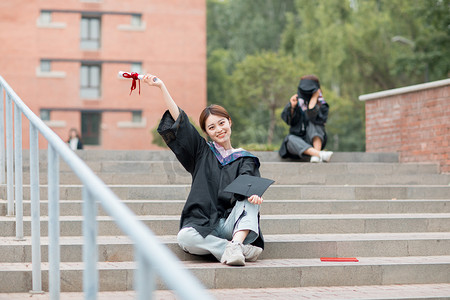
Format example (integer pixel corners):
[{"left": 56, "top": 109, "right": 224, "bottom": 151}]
[
  {"left": 40, "top": 109, "right": 50, "bottom": 121},
  {"left": 81, "top": 112, "right": 101, "bottom": 145},
  {"left": 40, "top": 60, "right": 51, "bottom": 72},
  {"left": 130, "top": 63, "right": 142, "bottom": 74},
  {"left": 37, "top": 11, "right": 66, "bottom": 28},
  {"left": 80, "top": 16, "right": 101, "bottom": 50},
  {"left": 36, "top": 59, "right": 66, "bottom": 78},
  {"left": 132, "top": 111, "right": 142, "bottom": 123},
  {"left": 39, "top": 11, "right": 52, "bottom": 24},
  {"left": 131, "top": 15, "right": 142, "bottom": 27},
  {"left": 118, "top": 14, "right": 146, "bottom": 31},
  {"left": 80, "top": 64, "right": 101, "bottom": 99}
]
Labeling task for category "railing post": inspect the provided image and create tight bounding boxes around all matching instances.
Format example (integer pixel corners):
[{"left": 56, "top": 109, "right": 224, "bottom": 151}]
[
  {"left": 82, "top": 186, "right": 98, "bottom": 300},
  {"left": 5, "top": 92, "right": 14, "bottom": 216},
  {"left": 48, "top": 144, "right": 60, "bottom": 300},
  {"left": 0, "top": 85, "right": 5, "bottom": 184},
  {"left": 135, "top": 246, "right": 155, "bottom": 300},
  {"left": 30, "top": 123, "right": 43, "bottom": 293},
  {"left": 14, "top": 102, "right": 24, "bottom": 240}
]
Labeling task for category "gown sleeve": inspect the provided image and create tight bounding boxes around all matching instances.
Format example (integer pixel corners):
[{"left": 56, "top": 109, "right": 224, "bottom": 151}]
[
  {"left": 157, "top": 108, "right": 206, "bottom": 174},
  {"left": 306, "top": 102, "right": 329, "bottom": 125}
]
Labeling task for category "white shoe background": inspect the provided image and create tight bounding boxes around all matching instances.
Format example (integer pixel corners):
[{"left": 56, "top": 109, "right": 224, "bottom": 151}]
[
  {"left": 319, "top": 151, "right": 333, "bottom": 162},
  {"left": 310, "top": 156, "right": 321, "bottom": 163}
]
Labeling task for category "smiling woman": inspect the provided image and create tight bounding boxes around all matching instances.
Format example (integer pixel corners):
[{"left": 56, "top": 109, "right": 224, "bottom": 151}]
[
  {"left": 200, "top": 105, "right": 233, "bottom": 149},
  {"left": 142, "top": 74, "right": 267, "bottom": 266}
]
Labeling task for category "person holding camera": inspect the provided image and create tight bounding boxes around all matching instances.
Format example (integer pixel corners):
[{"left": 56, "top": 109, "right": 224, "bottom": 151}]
[{"left": 279, "top": 75, "right": 333, "bottom": 163}]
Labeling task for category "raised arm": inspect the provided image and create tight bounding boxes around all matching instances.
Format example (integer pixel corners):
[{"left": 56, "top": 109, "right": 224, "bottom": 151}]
[{"left": 142, "top": 74, "right": 179, "bottom": 120}]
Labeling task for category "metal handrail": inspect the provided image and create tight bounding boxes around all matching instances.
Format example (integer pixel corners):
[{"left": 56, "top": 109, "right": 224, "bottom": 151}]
[{"left": 0, "top": 75, "right": 213, "bottom": 300}]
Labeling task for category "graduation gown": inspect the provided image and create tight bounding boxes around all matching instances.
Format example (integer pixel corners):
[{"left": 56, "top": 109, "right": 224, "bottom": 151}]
[
  {"left": 279, "top": 103, "right": 308, "bottom": 159},
  {"left": 157, "top": 108, "right": 264, "bottom": 248}
]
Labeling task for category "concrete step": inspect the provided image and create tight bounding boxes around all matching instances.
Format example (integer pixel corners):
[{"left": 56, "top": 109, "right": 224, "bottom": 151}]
[
  {"left": 2, "top": 184, "right": 449, "bottom": 200},
  {"left": 1, "top": 256, "right": 449, "bottom": 292},
  {"left": 3, "top": 284, "right": 450, "bottom": 300},
  {"left": 26, "top": 160, "right": 440, "bottom": 175},
  {"left": 1, "top": 233, "right": 449, "bottom": 263},
  {"left": 18, "top": 168, "right": 450, "bottom": 185},
  {"left": 20, "top": 150, "right": 400, "bottom": 163},
  {"left": 1, "top": 213, "right": 449, "bottom": 237},
  {"left": 2, "top": 199, "right": 450, "bottom": 217}
]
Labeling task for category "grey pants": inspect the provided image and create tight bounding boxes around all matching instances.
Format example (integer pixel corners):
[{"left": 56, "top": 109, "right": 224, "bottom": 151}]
[
  {"left": 177, "top": 200, "right": 260, "bottom": 261},
  {"left": 286, "top": 122, "right": 325, "bottom": 157}
]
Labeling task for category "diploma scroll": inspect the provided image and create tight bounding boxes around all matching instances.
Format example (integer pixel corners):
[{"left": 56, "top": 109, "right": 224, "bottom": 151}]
[
  {"left": 118, "top": 71, "right": 158, "bottom": 82},
  {"left": 118, "top": 71, "right": 145, "bottom": 80},
  {"left": 118, "top": 71, "right": 158, "bottom": 95}
]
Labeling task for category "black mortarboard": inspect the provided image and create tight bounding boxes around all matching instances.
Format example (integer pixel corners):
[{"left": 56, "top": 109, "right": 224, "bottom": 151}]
[
  {"left": 297, "top": 79, "right": 320, "bottom": 103},
  {"left": 223, "top": 175, "right": 275, "bottom": 198}
]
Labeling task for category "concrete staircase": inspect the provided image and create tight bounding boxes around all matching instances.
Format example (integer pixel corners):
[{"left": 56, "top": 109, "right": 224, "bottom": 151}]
[{"left": 1, "top": 150, "right": 450, "bottom": 299}]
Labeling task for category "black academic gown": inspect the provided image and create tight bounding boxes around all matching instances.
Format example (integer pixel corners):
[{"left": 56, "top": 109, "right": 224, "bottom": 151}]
[
  {"left": 279, "top": 103, "right": 308, "bottom": 159},
  {"left": 157, "top": 108, "right": 264, "bottom": 248}
]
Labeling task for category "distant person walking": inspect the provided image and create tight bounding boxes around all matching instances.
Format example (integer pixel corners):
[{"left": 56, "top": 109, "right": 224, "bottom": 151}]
[
  {"left": 279, "top": 75, "right": 332, "bottom": 162},
  {"left": 67, "top": 128, "right": 83, "bottom": 150}
]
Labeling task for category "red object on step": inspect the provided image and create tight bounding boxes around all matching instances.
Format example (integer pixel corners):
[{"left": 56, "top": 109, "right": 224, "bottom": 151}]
[{"left": 320, "top": 257, "right": 359, "bottom": 262}]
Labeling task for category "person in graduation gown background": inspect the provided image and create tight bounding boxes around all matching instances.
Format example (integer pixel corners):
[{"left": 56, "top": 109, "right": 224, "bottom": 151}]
[
  {"left": 143, "top": 74, "right": 264, "bottom": 266},
  {"left": 279, "top": 74, "right": 333, "bottom": 163}
]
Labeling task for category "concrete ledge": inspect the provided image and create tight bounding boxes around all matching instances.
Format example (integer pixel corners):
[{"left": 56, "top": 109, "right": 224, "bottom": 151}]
[
  {"left": 1, "top": 257, "right": 450, "bottom": 292},
  {"left": 1, "top": 213, "right": 449, "bottom": 236},
  {"left": 2, "top": 199, "right": 449, "bottom": 217},
  {"left": 2, "top": 232, "right": 450, "bottom": 262},
  {"left": 3, "top": 284, "right": 450, "bottom": 299},
  {"left": 359, "top": 78, "right": 450, "bottom": 101}
]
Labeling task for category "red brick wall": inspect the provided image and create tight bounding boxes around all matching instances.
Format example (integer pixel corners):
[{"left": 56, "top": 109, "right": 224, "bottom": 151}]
[
  {"left": 361, "top": 79, "right": 450, "bottom": 173},
  {"left": 0, "top": 0, "right": 206, "bottom": 149}
]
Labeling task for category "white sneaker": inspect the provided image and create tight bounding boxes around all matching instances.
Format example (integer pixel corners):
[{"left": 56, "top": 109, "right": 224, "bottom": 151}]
[
  {"left": 310, "top": 156, "right": 321, "bottom": 163},
  {"left": 241, "top": 244, "right": 263, "bottom": 262},
  {"left": 319, "top": 151, "right": 333, "bottom": 162},
  {"left": 221, "top": 241, "right": 245, "bottom": 266}
]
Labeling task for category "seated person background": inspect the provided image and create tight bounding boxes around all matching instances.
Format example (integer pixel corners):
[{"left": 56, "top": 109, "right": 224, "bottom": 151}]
[{"left": 279, "top": 75, "right": 332, "bottom": 163}]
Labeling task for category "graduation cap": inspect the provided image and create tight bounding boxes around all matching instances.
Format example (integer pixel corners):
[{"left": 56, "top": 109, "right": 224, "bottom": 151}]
[
  {"left": 297, "top": 78, "right": 320, "bottom": 103},
  {"left": 223, "top": 175, "right": 275, "bottom": 198}
]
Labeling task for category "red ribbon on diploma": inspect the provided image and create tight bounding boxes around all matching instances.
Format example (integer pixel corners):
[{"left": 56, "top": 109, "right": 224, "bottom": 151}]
[{"left": 122, "top": 72, "right": 141, "bottom": 95}]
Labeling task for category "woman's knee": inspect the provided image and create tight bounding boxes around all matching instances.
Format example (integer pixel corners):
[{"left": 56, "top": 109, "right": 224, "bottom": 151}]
[
  {"left": 177, "top": 227, "right": 213, "bottom": 256},
  {"left": 177, "top": 227, "right": 202, "bottom": 249}
]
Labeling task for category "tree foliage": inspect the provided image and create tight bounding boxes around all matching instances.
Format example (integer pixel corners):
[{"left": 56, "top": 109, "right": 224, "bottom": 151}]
[
  {"left": 230, "top": 52, "right": 312, "bottom": 145},
  {"left": 206, "top": 0, "right": 449, "bottom": 151}
]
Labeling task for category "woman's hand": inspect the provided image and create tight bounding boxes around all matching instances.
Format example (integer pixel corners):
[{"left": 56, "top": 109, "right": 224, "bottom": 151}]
[
  {"left": 290, "top": 94, "right": 298, "bottom": 108},
  {"left": 142, "top": 74, "right": 179, "bottom": 120},
  {"left": 142, "top": 74, "right": 163, "bottom": 88},
  {"left": 308, "top": 89, "right": 320, "bottom": 109},
  {"left": 248, "top": 195, "right": 263, "bottom": 205}
]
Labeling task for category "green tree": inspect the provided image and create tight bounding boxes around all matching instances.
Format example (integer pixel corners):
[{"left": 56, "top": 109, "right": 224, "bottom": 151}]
[
  {"left": 207, "top": 0, "right": 295, "bottom": 59},
  {"left": 230, "top": 52, "right": 313, "bottom": 145},
  {"left": 207, "top": 0, "right": 449, "bottom": 152},
  {"left": 392, "top": 0, "right": 450, "bottom": 83}
]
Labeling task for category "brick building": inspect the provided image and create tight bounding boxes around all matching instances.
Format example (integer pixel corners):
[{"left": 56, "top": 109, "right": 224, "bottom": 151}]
[
  {"left": 0, "top": 0, "right": 206, "bottom": 149},
  {"left": 360, "top": 78, "right": 450, "bottom": 173}
]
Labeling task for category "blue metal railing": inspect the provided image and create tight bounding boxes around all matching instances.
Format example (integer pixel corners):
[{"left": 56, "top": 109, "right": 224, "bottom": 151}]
[{"left": 0, "top": 75, "right": 213, "bottom": 300}]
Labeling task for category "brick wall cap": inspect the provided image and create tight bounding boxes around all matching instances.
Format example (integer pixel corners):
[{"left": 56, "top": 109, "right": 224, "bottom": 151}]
[{"left": 359, "top": 78, "right": 450, "bottom": 102}]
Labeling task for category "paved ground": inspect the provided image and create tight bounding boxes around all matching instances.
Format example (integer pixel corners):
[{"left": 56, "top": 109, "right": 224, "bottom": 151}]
[{"left": 1, "top": 284, "right": 450, "bottom": 299}]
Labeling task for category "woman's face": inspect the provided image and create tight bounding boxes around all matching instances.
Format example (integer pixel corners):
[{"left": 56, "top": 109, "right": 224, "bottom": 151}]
[
  {"left": 204, "top": 114, "right": 232, "bottom": 148},
  {"left": 70, "top": 130, "right": 77, "bottom": 138}
]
